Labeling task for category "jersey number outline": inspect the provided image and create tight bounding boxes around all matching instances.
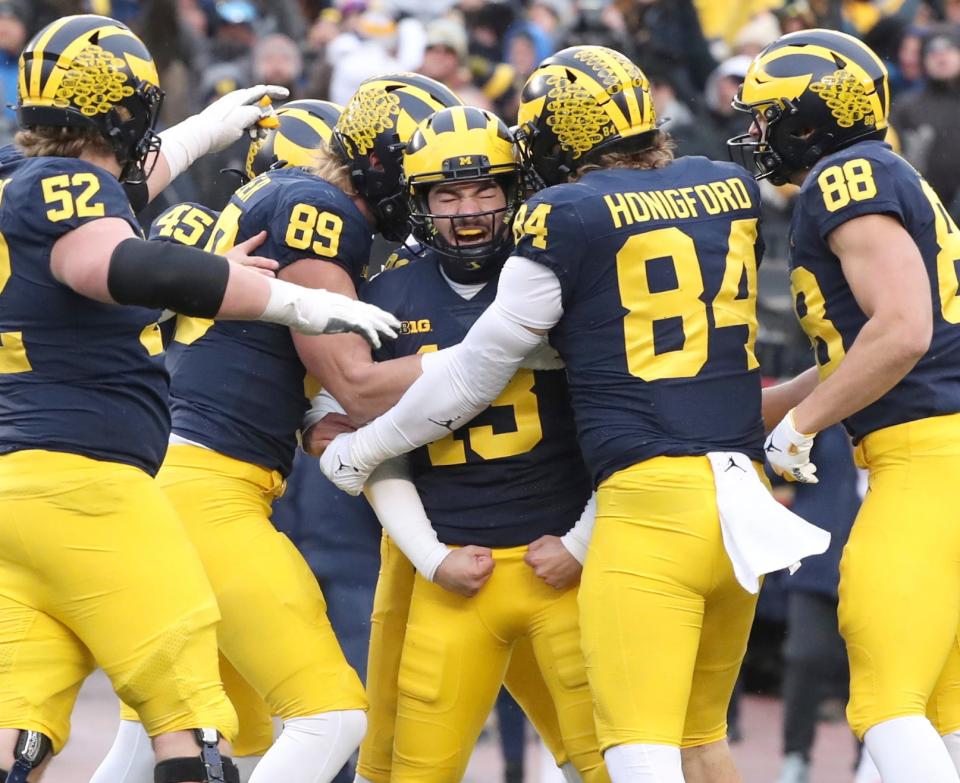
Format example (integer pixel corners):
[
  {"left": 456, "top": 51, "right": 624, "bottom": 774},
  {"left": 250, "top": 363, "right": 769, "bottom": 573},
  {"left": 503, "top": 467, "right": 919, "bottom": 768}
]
[
  {"left": 616, "top": 219, "right": 759, "bottom": 381},
  {"left": 921, "top": 179, "right": 960, "bottom": 324},
  {"left": 285, "top": 204, "right": 343, "bottom": 259},
  {"left": 418, "top": 345, "right": 543, "bottom": 465},
  {"left": 153, "top": 204, "right": 215, "bottom": 246},
  {"left": 818, "top": 159, "right": 877, "bottom": 213}
]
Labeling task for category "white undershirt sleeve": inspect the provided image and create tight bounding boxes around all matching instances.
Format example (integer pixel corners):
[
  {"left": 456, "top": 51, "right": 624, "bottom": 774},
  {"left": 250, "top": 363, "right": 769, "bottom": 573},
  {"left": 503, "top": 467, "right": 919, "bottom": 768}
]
[
  {"left": 363, "top": 456, "right": 450, "bottom": 581},
  {"left": 346, "top": 256, "right": 565, "bottom": 472},
  {"left": 560, "top": 492, "right": 596, "bottom": 565}
]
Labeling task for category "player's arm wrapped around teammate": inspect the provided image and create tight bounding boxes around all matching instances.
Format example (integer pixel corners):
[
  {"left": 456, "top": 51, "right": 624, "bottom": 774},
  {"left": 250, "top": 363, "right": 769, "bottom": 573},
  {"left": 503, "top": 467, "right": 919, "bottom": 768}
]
[
  {"left": 319, "top": 256, "right": 564, "bottom": 494},
  {"left": 363, "top": 456, "right": 452, "bottom": 581},
  {"left": 319, "top": 190, "right": 580, "bottom": 494}
]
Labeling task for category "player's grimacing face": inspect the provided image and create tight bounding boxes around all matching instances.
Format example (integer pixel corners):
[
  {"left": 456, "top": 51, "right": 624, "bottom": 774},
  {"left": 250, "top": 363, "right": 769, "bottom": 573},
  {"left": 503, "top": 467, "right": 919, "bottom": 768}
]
[{"left": 427, "top": 179, "right": 507, "bottom": 246}]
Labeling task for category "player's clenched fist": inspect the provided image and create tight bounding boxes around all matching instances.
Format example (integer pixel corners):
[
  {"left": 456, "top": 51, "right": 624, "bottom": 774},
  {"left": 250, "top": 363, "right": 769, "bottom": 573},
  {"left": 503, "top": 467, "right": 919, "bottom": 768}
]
[{"left": 434, "top": 546, "right": 495, "bottom": 597}]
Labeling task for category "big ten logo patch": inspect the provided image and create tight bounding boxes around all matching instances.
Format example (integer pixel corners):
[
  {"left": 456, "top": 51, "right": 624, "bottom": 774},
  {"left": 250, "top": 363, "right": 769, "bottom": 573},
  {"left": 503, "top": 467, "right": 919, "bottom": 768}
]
[{"left": 400, "top": 319, "right": 432, "bottom": 335}]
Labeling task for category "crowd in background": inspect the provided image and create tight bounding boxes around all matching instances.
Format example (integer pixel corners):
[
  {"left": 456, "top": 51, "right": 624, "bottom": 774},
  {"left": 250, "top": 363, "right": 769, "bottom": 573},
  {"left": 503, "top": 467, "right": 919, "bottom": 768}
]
[{"left": 5, "top": 1, "right": 957, "bottom": 780}]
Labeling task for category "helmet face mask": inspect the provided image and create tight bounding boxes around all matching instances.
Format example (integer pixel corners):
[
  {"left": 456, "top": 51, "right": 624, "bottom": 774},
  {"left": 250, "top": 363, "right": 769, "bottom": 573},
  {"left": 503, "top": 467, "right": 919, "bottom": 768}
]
[
  {"left": 333, "top": 73, "right": 463, "bottom": 241},
  {"left": 729, "top": 28, "right": 890, "bottom": 184},
  {"left": 403, "top": 106, "right": 522, "bottom": 283},
  {"left": 17, "top": 15, "right": 165, "bottom": 184}
]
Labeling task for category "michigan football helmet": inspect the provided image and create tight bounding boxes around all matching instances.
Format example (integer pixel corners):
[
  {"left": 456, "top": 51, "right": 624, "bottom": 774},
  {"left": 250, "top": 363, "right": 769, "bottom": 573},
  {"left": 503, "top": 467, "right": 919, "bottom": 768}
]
[
  {"left": 516, "top": 45, "right": 657, "bottom": 187},
  {"left": 333, "top": 73, "right": 462, "bottom": 241},
  {"left": 17, "top": 14, "right": 164, "bottom": 183},
  {"left": 246, "top": 99, "right": 343, "bottom": 180},
  {"left": 403, "top": 106, "right": 522, "bottom": 282},
  {"left": 729, "top": 29, "right": 889, "bottom": 184}
]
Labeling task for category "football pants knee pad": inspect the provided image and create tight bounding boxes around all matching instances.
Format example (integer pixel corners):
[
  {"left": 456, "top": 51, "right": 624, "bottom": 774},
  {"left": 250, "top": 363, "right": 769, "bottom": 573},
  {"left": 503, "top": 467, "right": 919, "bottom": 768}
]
[
  {"left": 4, "top": 730, "right": 53, "bottom": 783},
  {"left": 154, "top": 729, "right": 240, "bottom": 783}
]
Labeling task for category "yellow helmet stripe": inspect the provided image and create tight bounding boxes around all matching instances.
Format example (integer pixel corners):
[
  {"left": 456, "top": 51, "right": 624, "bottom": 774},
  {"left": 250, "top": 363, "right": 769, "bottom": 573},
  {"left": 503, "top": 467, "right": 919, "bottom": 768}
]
[
  {"left": 601, "top": 50, "right": 642, "bottom": 128},
  {"left": 451, "top": 106, "right": 468, "bottom": 135},
  {"left": 39, "top": 25, "right": 136, "bottom": 99},
  {"left": 27, "top": 16, "right": 70, "bottom": 98}
]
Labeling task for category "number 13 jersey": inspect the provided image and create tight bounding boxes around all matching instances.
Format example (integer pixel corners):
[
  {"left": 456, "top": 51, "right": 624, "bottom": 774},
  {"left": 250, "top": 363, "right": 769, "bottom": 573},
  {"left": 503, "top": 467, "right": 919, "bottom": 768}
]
[
  {"left": 789, "top": 140, "right": 960, "bottom": 441},
  {"left": 513, "top": 157, "right": 765, "bottom": 485}
]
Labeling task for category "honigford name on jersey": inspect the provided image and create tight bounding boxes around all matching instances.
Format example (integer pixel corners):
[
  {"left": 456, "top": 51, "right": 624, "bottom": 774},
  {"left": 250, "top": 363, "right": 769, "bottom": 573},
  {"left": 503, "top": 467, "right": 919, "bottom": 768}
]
[{"left": 603, "top": 176, "right": 756, "bottom": 228}]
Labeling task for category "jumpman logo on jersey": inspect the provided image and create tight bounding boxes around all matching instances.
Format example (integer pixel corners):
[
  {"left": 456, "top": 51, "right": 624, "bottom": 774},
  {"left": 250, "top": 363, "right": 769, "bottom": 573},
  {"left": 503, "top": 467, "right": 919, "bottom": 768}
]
[
  {"left": 428, "top": 415, "right": 462, "bottom": 433},
  {"left": 724, "top": 457, "right": 747, "bottom": 473}
]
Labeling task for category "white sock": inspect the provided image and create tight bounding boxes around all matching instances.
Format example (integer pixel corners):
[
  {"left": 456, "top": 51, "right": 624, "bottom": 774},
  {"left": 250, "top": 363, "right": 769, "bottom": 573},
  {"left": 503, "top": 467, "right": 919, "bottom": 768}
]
[
  {"left": 864, "top": 716, "right": 960, "bottom": 783},
  {"left": 249, "top": 710, "right": 367, "bottom": 783},
  {"left": 561, "top": 761, "right": 583, "bottom": 782},
  {"left": 854, "top": 746, "right": 880, "bottom": 783},
  {"left": 89, "top": 720, "right": 154, "bottom": 783},
  {"left": 603, "top": 743, "right": 684, "bottom": 783},
  {"left": 943, "top": 731, "right": 960, "bottom": 773}
]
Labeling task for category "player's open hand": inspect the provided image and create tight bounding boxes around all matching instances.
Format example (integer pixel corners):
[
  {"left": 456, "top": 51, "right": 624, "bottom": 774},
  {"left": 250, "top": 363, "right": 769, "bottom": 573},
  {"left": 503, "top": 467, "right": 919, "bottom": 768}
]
[
  {"left": 303, "top": 413, "right": 355, "bottom": 457},
  {"left": 524, "top": 535, "right": 582, "bottom": 589},
  {"left": 224, "top": 231, "right": 279, "bottom": 277},
  {"left": 764, "top": 408, "right": 819, "bottom": 483},
  {"left": 435, "top": 546, "right": 495, "bottom": 597}
]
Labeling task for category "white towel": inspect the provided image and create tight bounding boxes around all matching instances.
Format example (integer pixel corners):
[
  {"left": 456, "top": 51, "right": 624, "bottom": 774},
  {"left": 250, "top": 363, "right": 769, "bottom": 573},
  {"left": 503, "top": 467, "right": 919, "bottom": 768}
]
[{"left": 707, "top": 451, "right": 831, "bottom": 594}]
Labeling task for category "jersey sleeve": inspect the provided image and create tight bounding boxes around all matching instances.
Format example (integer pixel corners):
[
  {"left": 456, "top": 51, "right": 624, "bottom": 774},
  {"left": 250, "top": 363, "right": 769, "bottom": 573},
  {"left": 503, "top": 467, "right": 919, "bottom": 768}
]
[
  {"left": 512, "top": 185, "right": 588, "bottom": 306},
  {"left": 799, "top": 151, "right": 908, "bottom": 242},
  {"left": 22, "top": 158, "right": 138, "bottom": 240},
  {"left": 269, "top": 184, "right": 372, "bottom": 286},
  {"left": 148, "top": 202, "right": 219, "bottom": 247}
]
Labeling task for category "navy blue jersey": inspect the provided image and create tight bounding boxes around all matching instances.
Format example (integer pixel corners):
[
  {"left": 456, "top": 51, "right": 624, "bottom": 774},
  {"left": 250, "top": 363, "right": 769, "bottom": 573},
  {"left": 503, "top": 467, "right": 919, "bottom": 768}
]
[
  {"left": 514, "top": 157, "right": 765, "bottom": 485},
  {"left": 0, "top": 146, "right": 169, "bottom": 474},
  {"left": 148, "top": 202, "right": 219, "bottom": 347},
  {"left": 363, "top": 253, "right": 591, "bottom": 547},
  {"left": 790, "top": 141, "right": 960, "bottom": 441},
  {"left": 166, "top": 169, "right": 372, "bottom": 475},
  {"left": 148, "top": 201, "right": 218, "bottom": 246}
]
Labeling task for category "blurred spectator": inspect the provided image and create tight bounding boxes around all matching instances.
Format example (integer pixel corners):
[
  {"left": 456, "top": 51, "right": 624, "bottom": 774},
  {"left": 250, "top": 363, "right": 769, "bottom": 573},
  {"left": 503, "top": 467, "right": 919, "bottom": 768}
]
[
  {"left": 329, "top": 10, "right": 403, "bottom": 105},
  {"left": 622, "top": 0, "right": 716, "bottom": 103},
  {"left": 892, "top": 24, "right": 960, "bottom": 218},
  {"left": 647, "top": 67, "right": 718, "bottom": 159},
  {"left": 895, "top": 25, "right": 928, "bottom": 91},
  {"left": 210, "top": 0, "right": 260, "bottom": 66},
  {"left": 502, "top": 20, "right": 554, "bottom": 83},
  {"left": 689, "top": 55, "right": 753, "bottom": 161},
  {"left": 253, "top": 32, "right": 305, "bottom": 99},
  {"left": 303, "top": 6, "right": 343, "bottom": 102},
  {"left": 0, "top": 0, "right": 27, "bottom": 143},
  {"left": 462, "top": 1, "right": 517, "bottom": 63},
  {"left": 419, "top": 18, "right": 492, "bottom": 109},
  {"left": 527, "top": 0, "right": 575, "bottom": 50},
  {"left": 776, "top": 425, "right": 861, "bottom": 783},
  {"left": 732, "top": 10, "right": 782, "bottom": 56},
  {"left": 469, "top": 57, "right": 518, "bottom": 121}
]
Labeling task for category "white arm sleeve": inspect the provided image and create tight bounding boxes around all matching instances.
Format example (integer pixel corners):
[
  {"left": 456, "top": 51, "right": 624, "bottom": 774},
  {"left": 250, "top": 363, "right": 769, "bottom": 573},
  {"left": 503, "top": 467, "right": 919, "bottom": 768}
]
[
  {"left": 560, "top": 493, "right": 596, "bottom": 565},
  {"left": 346, "top": 257, "right": 565, "bottom": 471},
  {"left": 363, "top": 457, "right": 451, "bottom": 581}
]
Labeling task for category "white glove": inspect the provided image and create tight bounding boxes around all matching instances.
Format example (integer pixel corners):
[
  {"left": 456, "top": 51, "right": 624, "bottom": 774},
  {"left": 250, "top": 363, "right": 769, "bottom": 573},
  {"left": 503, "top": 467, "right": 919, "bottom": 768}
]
[
  {"left": 159, "top": 84, "right": 290, "bottom": 181},
  {"left": 319, "top": 432, "right": 371, "bottom": 495},
  {"left": 261, "top": 278, "right": 400, "bottom": 348},
  {"left": 764, "top": 409, "right": 819, "bottom": 484}
]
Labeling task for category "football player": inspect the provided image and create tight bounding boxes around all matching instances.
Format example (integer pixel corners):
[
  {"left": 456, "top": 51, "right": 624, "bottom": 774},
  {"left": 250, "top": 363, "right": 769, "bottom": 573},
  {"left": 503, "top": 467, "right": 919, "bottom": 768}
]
[
  {"left": 731, "top": 29, "right": 960, "bottom": 783},
  {"left": 317, "top": 46, "right": 829, "bottom": 783},
  {"left": 0, "top": 14, "right": 397, "bottom": 783},
  {"left": 344, "top": 106, "right": 606, "bottom": 783},
  {"left": 91, "top": 81, "right": 460, "bottom": 783}
]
